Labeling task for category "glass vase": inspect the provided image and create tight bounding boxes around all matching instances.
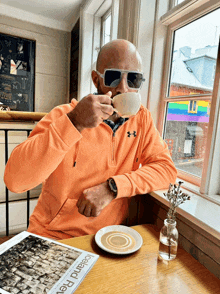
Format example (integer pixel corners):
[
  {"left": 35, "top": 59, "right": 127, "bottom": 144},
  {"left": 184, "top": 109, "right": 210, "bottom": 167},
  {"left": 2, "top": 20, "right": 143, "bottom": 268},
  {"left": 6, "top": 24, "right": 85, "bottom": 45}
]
[{"left": 159, "top": 218, "right": 178, "bottom": 261}]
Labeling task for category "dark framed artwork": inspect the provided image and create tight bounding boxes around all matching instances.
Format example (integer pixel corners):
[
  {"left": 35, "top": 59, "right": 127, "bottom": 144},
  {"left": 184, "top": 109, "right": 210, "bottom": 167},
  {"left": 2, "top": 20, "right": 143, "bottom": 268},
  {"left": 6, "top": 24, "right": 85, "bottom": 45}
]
[{"left": 0, "top": 33, "right": 35, "bottom": 112}]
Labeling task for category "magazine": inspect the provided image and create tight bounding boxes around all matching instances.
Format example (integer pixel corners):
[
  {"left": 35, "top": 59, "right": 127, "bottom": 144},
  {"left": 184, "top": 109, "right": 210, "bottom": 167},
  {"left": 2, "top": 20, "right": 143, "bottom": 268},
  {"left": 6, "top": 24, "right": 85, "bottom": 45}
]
[{"left": 0, "top": 231, "right": 99, "bottom": 294}]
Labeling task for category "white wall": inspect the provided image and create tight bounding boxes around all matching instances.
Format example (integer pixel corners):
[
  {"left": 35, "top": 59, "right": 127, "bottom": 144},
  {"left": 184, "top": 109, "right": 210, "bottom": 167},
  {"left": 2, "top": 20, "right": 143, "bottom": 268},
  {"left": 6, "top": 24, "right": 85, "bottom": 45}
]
[
  {"left": 0, "top": 199, "right": 38, "bottom": 237},
  {"left": 137, "top": 0, "right": 158, "bottom": 109}
]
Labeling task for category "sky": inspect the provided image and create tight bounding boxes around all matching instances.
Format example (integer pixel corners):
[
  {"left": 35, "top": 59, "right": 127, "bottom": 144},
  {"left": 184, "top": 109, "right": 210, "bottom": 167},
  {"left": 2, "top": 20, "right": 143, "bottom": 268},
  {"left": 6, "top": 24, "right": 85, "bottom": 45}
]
[{"left": 174, "top": 7, "right": 220, "bottom": 53}]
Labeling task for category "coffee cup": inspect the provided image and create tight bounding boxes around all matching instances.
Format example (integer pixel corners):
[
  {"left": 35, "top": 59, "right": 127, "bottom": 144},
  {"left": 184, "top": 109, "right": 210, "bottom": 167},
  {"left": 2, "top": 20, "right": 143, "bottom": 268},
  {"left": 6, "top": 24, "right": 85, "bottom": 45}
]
[{"left": 112, "top": 92, "right": 141, "bottom": 117}]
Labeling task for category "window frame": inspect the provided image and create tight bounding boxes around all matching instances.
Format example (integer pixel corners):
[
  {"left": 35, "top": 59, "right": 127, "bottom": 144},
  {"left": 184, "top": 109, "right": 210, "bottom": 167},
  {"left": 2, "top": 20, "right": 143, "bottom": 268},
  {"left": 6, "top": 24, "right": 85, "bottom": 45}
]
[
  {"left": 188, "top": 101, "right": 198, "bottom": 113},
  {"left": 158, "top": 0, "right": 220, "bottom": 194},
  {"left": 77, "top": 0, "right": 119, "bottom": 99},
  {"left": 91, "top": 4, "right": 112, "bottom": 94},
  {"left": 161, "top": 0, "right": 211, "bottom": 25},
  {"left": 101, "top": 8, "right": 112, "bottom": 47}
]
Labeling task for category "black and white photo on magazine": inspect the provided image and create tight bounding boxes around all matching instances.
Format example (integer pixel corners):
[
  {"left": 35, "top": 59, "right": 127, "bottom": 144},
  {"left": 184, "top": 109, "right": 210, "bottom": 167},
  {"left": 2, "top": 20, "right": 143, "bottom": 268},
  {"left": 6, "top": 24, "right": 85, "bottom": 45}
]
[{"left": 0, "top": 232, "right": 99, "bottom": 294}]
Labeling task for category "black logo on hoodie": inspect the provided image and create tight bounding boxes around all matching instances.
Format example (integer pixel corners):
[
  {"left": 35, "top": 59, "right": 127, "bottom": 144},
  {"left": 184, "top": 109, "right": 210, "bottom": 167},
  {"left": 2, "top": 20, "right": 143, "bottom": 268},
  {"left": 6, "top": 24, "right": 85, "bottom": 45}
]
[{"left": 127, "top": 131, "right": 137, "bottom": 137}]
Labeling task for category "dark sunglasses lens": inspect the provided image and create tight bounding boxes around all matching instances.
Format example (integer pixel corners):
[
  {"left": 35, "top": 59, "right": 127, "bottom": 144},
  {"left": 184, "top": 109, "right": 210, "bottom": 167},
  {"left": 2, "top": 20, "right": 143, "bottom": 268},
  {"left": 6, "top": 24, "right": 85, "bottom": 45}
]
[
  {"left": 104, "top": 70, "right": 121, "bottom": 87},
  {"left": 127, "top": 72, "right": 143, "bottom": 88}
]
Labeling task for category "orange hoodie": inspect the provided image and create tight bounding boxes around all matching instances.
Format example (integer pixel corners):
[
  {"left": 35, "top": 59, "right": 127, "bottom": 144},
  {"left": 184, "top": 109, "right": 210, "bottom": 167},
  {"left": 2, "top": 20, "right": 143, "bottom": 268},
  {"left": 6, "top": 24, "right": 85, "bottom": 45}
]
[{"left": 4, "top": 99, "right": 177, "bottom": 239}]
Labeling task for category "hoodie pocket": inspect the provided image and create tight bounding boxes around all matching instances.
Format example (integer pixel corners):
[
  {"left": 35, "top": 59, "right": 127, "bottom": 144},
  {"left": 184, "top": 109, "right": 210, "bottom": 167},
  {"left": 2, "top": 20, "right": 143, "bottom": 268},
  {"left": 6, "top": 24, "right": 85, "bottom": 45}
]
[{"left": 47, "top": 198, "right": 78, "bottom": 230}]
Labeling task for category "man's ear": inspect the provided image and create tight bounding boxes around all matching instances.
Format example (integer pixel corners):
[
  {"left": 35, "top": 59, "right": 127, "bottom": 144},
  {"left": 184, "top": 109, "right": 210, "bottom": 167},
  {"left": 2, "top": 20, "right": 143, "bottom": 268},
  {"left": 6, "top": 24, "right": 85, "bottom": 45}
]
[{"left": 91, "top": 70, "right": 99, "bottom": 88}]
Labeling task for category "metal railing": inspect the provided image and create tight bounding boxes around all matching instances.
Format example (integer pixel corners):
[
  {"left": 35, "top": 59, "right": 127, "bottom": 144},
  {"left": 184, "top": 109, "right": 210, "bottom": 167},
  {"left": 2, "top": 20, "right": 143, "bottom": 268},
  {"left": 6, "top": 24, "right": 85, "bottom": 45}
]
[
  {"left": 0, "top": 111, "right": 46, "bottom": 236},
  {"left": 2, "top": 128, "right": 32, "bottom": 236}
]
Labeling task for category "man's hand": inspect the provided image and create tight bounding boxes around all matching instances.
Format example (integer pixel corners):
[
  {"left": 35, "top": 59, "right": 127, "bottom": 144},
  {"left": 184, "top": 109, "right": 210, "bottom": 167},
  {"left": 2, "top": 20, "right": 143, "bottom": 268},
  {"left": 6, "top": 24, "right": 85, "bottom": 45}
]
[
  {"left": 76, "top": 182, "right": 116, "bottom": 217},
  {"left": 67, "top": 91, "right": 113, "bottom": 132}
]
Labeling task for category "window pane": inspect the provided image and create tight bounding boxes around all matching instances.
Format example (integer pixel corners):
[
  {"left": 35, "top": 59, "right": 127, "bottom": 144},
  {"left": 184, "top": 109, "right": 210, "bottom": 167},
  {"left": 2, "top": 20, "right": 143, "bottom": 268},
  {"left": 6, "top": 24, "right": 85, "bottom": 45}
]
[
  {"left": 164, "top": 100, "right": 210, "bottom": 177},
  {"left": 176, "top": 0, "right": 185, "bottom": 4},
  {"left": 168, "top": 8, "right": 219, "bottom": 97},
  {"left": 103, "top": 14, "right": 111, "bottom": 45}
]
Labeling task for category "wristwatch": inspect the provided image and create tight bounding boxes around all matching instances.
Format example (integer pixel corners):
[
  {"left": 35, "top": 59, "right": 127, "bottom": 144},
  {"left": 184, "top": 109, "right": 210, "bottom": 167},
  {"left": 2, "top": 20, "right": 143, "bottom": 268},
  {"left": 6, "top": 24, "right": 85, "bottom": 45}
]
[{"left": 107, "top": 178, "right": 118, "bottom": 197}]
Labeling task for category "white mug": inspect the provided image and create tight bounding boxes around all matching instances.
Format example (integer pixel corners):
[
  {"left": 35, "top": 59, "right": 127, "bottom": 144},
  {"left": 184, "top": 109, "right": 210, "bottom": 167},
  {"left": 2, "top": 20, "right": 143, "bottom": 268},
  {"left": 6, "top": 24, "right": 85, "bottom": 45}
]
[{"left": 112, "top": 92, "right": 141, "bottom": 117}]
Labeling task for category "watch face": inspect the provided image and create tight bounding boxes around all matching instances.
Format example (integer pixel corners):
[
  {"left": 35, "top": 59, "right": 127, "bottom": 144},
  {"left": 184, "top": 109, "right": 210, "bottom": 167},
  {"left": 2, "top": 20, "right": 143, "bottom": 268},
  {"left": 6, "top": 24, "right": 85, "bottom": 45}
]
[{"left": 109, "top": 179, "right": 117, "bottom": 193}]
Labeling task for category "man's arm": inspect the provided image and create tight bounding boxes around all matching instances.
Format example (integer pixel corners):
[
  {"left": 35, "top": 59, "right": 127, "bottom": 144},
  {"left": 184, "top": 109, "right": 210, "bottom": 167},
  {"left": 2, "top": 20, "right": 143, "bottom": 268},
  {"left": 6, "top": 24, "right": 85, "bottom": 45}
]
[
  {"left": 112, "top": 109, "right": 177, "bottom": 198},
  {"left": 4, "top": 102, "right": 82, "bottom": 193},
  {"left": 4, "top": 93, "right": 114, "bottom": 194}
]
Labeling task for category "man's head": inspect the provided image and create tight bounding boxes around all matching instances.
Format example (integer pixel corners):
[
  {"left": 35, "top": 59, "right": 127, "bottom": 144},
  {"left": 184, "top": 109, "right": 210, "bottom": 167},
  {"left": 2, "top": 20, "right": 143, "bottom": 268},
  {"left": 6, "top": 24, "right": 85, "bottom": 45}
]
[{"left": 92, "top": 39, "right": 143, "bottom": 97}]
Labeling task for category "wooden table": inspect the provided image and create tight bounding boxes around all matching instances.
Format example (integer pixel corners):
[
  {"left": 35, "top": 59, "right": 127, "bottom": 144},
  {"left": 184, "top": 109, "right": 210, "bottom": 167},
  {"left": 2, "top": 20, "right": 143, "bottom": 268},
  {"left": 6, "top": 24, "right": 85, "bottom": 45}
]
[{"left": 59, "top": 224, "right": 220, "bottom": 294}]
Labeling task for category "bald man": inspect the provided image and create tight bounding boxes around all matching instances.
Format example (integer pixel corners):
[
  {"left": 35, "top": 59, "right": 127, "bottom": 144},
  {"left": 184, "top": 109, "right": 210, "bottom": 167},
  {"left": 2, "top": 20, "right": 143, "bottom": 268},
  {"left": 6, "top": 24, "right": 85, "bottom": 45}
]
[{"left": 4, "top": 39, "right": 177, "bottom": 239}]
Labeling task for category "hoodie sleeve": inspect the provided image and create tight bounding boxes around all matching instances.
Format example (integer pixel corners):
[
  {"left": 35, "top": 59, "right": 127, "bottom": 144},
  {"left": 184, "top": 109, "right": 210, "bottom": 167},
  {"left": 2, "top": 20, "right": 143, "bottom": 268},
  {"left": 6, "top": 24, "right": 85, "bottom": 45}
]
[
  {"left": 112, "top": 109, "right": 177, "bottom": 198},
  {"left": 4, "top": 101, "right": 82, "bottom": 193}
]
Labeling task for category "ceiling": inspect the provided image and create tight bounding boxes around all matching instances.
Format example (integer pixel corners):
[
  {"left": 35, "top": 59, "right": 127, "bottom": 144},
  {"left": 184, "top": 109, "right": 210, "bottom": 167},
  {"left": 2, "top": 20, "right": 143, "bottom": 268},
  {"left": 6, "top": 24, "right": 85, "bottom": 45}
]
[{"left": 0, "top": 0, "right": 84, "bottom": 31}]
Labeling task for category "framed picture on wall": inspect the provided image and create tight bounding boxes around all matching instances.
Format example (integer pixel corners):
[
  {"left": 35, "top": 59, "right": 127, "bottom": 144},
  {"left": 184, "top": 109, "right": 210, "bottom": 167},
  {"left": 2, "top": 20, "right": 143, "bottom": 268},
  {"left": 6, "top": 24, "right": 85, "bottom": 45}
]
[{"left": 0, "top": 33, "right": 35, "bottom": 112}]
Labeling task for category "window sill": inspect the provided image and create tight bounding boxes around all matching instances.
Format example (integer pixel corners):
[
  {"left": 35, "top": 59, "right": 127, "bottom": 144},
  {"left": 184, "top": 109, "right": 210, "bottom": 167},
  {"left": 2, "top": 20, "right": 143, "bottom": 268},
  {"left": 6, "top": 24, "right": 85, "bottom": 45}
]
[
  {"left": 178, "top": 177, "right": 220, "bottom": 207},
  {"left": 149, "top": 186, "right": 220, "bottom": 243}
]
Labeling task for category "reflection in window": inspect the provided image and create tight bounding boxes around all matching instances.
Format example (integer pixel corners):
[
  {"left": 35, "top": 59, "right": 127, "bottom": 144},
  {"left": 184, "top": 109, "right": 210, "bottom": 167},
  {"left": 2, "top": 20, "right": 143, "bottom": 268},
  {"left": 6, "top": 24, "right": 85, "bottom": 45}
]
[
  {"left": 168, "top": 8, "right": 220, "bottom": 97},
  {"left": 164, "top": 101, "right": 210, "bottom": 177},
  {"left": 164, "top": 8, "right": 220, "bottom": 179}
]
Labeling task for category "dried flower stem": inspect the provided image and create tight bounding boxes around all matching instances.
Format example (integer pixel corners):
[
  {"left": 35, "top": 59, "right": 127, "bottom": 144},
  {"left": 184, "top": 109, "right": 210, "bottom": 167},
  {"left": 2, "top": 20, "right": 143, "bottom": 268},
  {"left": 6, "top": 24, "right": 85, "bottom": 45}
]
[
  {"left": 164, "top": 181, "right": 191, "bottom": 221},
  {"left": 163, "top": 181, "right": 191, "bottom": 259}
]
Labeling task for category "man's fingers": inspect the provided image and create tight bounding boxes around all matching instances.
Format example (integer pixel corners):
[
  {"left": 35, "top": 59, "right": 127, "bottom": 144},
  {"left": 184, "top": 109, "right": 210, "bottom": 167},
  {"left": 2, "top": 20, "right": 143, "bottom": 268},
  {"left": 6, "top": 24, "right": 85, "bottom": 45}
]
[
  {"left": 78, "top": 202, "right": 101, "bottom": 217},
  {"left": 106, "top": 91, "right": 112, "bottom": 97},
  {"left": 91, "top": 205, "right": 102, "bottom": 217},
  {"left": 100, "top": 104, "right": 114, "bottom": 116},
  {"left": 84, "top": 204, "right": 92, "bottom": 217},
  {"left": 96, "top": 91, "right": 112, "bottom": 105},
  {"left": 78, "top": 201, "right": 86, "bottom": 215},
  {"left": 76, "top": 198, "right": 82, "bottom": 208}
]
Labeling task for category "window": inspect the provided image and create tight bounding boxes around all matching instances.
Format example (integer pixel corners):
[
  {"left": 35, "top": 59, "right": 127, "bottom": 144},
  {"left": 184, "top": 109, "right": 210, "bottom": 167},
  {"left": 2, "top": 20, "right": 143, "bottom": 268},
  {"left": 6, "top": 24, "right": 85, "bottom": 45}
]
[
  {"left": 78, "top": 0, "right": 116, "bottom": 98},
  {"left": 188, "top": 101, "right": 198, "bottom": 113},
  {"left": 162, "top": 7, "right": 220, "bottom": 183},
  {"left": 101, "top": 9, "right": 112, "bottom": 46}
]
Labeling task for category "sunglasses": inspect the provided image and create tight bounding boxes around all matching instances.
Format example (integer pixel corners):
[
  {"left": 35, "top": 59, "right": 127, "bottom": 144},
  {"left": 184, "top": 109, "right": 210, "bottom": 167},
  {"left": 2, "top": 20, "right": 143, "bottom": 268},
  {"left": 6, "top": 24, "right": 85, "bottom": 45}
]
[{"left": 96, "top": 69, "right": 145, "bottom": 89}]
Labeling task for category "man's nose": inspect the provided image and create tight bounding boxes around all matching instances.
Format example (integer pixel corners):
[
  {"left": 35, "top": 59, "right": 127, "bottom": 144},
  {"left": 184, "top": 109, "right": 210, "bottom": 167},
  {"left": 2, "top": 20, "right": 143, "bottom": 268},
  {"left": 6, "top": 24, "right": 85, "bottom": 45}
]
[{"left": 115, "top": 74, "right": 128, "bottom": 94}]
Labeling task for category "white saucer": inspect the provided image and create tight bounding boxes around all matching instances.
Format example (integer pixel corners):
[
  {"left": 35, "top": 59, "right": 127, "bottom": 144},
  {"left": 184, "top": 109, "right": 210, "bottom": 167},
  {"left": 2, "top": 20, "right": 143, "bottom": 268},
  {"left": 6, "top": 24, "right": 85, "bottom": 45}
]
[{"left": 95, "top": 225, "right": 143, "bottom": 255}]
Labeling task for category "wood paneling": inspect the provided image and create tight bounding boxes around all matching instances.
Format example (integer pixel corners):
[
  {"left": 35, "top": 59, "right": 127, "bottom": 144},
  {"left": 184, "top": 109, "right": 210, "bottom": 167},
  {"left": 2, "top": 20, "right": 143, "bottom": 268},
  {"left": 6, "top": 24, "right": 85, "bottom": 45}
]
[
  {"left": 179, "top": 233, "right": 220, "bottom": 279},
  {"left": 126, "top": 195, "right": 140, "bottom": 226},
  {"left": 124, "top": 194, "right": 155, "bottom": 226}
]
